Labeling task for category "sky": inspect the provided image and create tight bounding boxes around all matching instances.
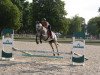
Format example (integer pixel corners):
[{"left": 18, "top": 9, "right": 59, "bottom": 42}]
[{"left": 27, "top": 0, "right": 100, "bottom": 23}]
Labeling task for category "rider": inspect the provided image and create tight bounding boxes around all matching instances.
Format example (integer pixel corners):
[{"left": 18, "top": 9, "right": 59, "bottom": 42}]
[{"left": 41, "top": 18, "right": 52, "bottom": 39}]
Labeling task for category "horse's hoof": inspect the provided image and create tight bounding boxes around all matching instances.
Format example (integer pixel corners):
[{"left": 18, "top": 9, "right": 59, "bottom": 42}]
[
  {"left": 40, "top": 41, "right": 42, "bottom": 43},
  {"left": 53, "top": 54, "right": 55, "bottom": 56},
  {"left": 57, "top": 43, "right": 59, "bottom": 45},
  {"left": 57, "top": 53, "right": 59, "bottom": 56},
  {"left": 36, "top": 42, "right": 39, "bottom": 44}
]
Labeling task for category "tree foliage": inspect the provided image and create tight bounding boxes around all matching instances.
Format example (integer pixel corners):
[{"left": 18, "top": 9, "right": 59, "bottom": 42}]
[
  {"left": 68, "top": 15, "right": 85, "bottom": 35},
  {"left": 32, "top": 0, "right": 67, "bottom": 33},
  {"left": 11, "top": 0, "right": 33, "bottom": 33},
  {"left": 18, "top": 1, "right": 32, "bottom": 33},
  {"left": 11, "top": 0, "right": 25, "bottom": 10},
  {"left": 0, "top": 0, "right": 74, "bottom": 35},
  {"left": 87, "top": 17, "right": 100, "bottom": 36},
  {"left": 0, "top": 0, "right": 21, "bottom": 31}
]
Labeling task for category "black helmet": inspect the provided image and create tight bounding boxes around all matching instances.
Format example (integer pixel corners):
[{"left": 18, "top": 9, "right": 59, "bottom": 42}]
[{"left": 42, "top": 18, "right": 46, "bottom": 21}]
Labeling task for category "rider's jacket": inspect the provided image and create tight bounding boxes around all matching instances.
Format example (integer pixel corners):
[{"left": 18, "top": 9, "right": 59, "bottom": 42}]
[{"left": 41, "top": 21, "right": 49, "bottom": 29}]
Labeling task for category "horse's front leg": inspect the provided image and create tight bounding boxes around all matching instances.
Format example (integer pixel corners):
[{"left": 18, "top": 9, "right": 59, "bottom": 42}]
[
  {"left": 49, "top": 42, "right": 55, "bottom": 56},
  {"left": 36, "top": 35, "right": 39, "bottom": 44},
  {"left": 40, "top": 34, "right": 42, "bottom": 43}
]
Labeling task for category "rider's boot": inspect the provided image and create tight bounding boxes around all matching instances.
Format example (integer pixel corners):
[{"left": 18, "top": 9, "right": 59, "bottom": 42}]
[{"left": 49, "top": 31, "right": 52, "bottom": 39}]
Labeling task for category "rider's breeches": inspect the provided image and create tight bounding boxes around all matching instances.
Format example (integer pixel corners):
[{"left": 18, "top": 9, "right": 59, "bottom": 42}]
[{"left": 48, "top": 25, "right": 52, "bottom": 37}]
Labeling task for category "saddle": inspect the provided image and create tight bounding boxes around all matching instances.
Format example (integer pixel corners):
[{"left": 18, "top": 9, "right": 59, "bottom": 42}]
[
  {"left": 47, "top": 30, "right": 52, "bottom": 38},
  {"left": 44, "top": 30, "right": 52, "bottom": 41}
]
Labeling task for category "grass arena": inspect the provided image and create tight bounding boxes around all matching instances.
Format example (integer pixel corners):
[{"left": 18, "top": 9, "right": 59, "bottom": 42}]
[{"left": 0, "top": 40, "right": 100, "bottom": 75}]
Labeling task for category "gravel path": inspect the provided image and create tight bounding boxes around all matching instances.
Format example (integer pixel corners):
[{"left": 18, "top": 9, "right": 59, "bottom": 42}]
[{"left": 0, "top": 40, "right": 100, "bottom": 75}]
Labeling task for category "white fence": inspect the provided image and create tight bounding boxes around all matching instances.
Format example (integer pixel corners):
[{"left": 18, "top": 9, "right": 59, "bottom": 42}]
[{"left": 14, "top": 34, "right": 36, "bottom": 39}]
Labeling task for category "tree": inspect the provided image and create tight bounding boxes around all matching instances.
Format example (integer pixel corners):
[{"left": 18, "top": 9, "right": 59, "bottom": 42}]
[
  {"left": 32, "top": 0, "right": 67, "bottom": 33},
  {"left": 11, "top": 0, "right": 33, "bottom": 33},
  {"left": 11, "top": 0, "right": 25, "bottom": 10},
  {"left": 20, "top": 1, "right": 33, "bottom": 33},
  {"left": 87, "top": 17, "right": 100, "bottom": 36},
  {"left": 68, "top": 15, "right": 85, "bottom": 35},
  {"left": 0, "top": 0, "right": 21, "bottom": 31},
  {"left": 60, "top": 18, "right": 71, "bottom": 36}
]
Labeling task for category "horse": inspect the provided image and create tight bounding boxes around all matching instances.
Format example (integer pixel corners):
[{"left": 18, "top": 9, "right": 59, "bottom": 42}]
[{"left": 36, "top": 23, "right": 59, "bottom": 56}]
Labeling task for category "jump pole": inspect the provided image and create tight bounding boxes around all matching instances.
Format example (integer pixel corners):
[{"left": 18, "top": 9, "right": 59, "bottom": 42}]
[{"left": 12, "top": 48, "right": 63, "bottom": 58}]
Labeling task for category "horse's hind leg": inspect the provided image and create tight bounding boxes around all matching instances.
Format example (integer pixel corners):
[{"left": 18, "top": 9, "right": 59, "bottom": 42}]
[
  {"left": 49, "top": 42, "right": 55, "bottom": 56},
  {"left": 54, "top": 42, "right": 59, "bottom": 56}
]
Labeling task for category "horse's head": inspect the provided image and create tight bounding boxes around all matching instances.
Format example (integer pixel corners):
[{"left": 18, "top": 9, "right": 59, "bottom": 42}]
[{"left": 36, "top": 23, "right": 43, "bottom": 31}]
